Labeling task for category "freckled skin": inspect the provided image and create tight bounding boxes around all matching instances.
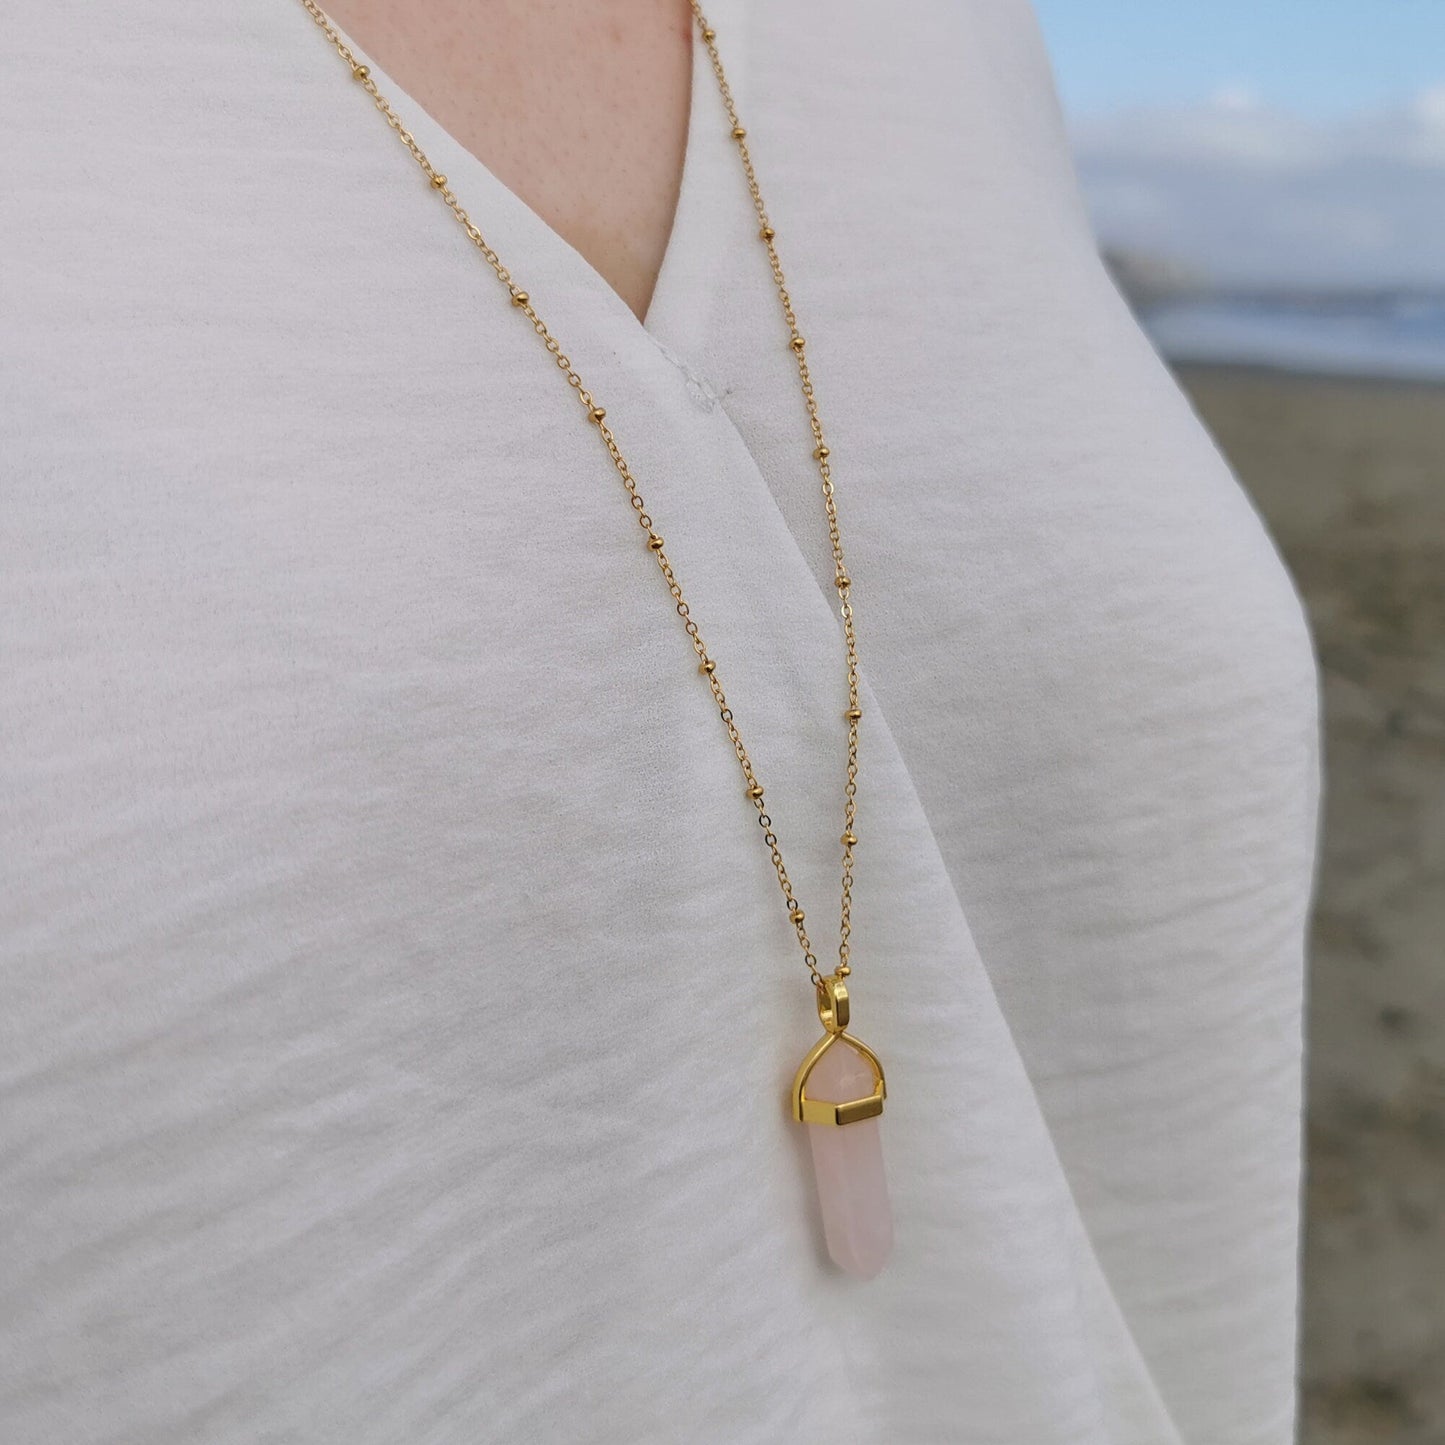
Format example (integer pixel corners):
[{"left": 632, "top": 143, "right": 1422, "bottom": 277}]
[{"left": 321, "top": 0, "right": 693, "bottom": 323}]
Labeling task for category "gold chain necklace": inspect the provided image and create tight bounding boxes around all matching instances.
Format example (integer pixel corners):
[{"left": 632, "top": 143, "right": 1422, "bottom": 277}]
[{"left": 298, "top": 0, "right": 893, "bottom": 1277}]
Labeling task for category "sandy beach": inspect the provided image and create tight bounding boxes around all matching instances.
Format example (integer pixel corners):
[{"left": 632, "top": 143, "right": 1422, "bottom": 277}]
[{"left": 1175, "top": 365, "right": 1445, "bottom": 1444}]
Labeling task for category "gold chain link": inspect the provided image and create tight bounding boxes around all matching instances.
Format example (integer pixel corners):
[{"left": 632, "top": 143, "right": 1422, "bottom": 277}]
[{"left": 298, "top": 0, "right": 863, "bottom": 990}]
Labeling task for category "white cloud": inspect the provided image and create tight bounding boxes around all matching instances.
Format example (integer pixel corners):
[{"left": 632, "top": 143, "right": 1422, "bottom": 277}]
[
  {"left": 1208, "top": 84, "right": 1262, "bottom": 114},
  {"left": 1069, "top": 87, "right": 1445, "bottom": 287},
  {"left": 1072, "top": 86, "right": 1445, "bottom": 170},
  {"left": 1415, "top": 85, "right": 1445, "bottom": 125}
]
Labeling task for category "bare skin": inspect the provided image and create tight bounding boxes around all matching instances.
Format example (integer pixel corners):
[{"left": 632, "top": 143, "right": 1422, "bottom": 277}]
[{"left": 321, "top": 0, "right": 693, "bottom": 323}]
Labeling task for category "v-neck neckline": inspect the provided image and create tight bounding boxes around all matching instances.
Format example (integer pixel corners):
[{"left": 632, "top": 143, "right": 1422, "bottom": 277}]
[{"left": 322, "top": 2, "right": 747, "bottom": 363}]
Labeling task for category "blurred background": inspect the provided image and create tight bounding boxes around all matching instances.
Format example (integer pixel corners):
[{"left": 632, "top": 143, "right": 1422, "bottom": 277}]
[{"left": 1031, "top": 3, "right": 1445, "bottom": 1441}]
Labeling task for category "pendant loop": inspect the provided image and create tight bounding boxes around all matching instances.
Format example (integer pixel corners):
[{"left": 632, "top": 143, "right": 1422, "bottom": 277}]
[{"left": 816, "top": 973, "right": 849, "bottom": 1033}]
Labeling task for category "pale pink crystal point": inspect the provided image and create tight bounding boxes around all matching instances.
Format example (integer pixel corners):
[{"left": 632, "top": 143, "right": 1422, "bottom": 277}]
[{"left": 805, "top": 1040, "right": 893, "bottom": 1278}]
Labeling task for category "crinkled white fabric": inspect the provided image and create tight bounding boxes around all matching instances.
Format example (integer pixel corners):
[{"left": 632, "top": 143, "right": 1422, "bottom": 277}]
[{"left": 0, "top": 2, "right": 1320, "bottom": 1442}]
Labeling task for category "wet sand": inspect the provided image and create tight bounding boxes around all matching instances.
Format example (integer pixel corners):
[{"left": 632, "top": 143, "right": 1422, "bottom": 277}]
[{"left": 1176, "top": 365, "right": 1445, "bottom": 1445}]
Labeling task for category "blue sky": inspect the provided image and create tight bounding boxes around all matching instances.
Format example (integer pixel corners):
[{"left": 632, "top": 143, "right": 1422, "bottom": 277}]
[
  {"left": 1031, "top": 1, "right": 1445, "bottom": 287},
  {"left": 1033, "top": 0, "right": 1445, "bottom": 118}
]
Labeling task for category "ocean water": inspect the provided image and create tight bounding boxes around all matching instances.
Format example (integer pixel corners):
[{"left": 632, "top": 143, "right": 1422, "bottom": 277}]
[{"left": 1139, "top": 293, "right": 1445, "bottom": 382}]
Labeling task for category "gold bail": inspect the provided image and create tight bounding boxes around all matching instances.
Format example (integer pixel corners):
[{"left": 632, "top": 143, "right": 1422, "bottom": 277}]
[{"left": 817, "top": 973, "right": 850, "bottom": 1034}]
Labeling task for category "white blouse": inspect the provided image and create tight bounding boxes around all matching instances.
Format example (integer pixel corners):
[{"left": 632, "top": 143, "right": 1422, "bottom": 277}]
[{"left": 0, "top": 1, "right": 1320, "bottom": 1441}]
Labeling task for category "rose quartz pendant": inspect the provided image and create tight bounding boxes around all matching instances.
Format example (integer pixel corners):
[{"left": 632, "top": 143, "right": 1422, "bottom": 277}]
[{"left": 791, "top": 974, "right": 893, "bottom": 1279}]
